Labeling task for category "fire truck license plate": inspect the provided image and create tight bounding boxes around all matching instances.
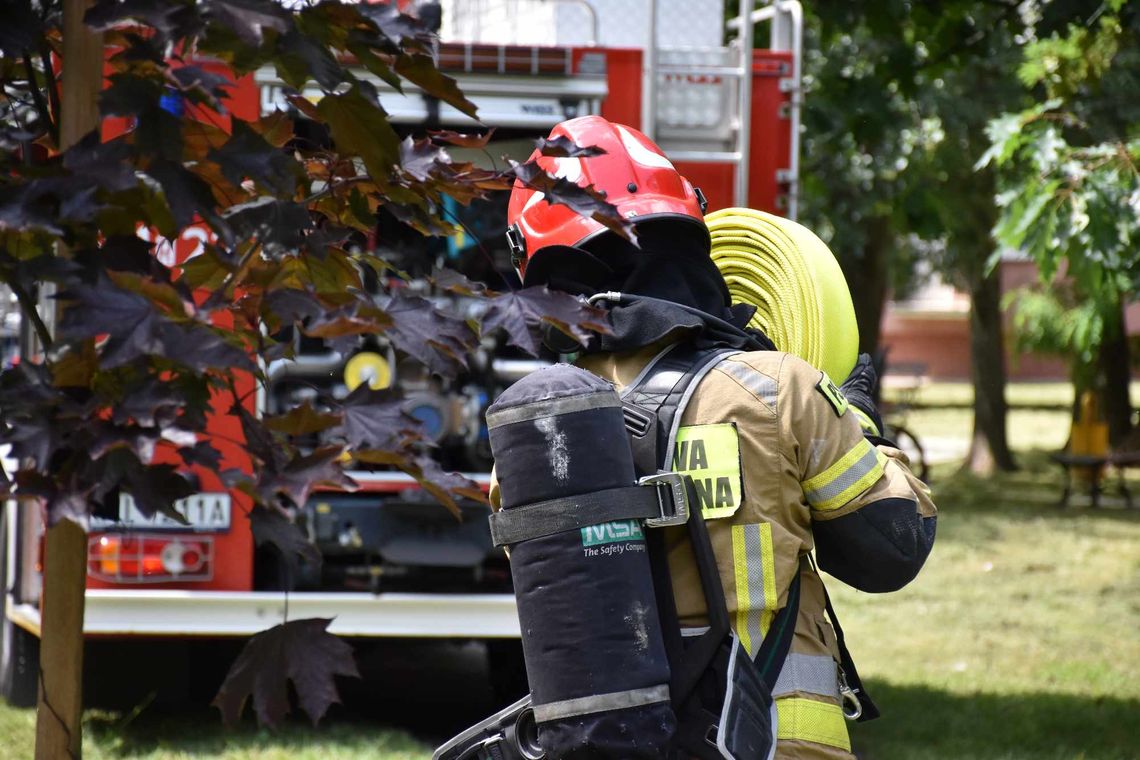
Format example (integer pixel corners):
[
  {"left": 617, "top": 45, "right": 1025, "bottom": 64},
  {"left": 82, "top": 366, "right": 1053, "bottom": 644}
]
[{"left": 118, "top": 493, "right": 232, "bottom": 531}]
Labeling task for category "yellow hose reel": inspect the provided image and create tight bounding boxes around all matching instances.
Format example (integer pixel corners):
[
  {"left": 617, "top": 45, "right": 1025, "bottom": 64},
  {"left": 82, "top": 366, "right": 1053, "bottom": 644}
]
[
  {"left": 706, "top": 207, "right": 859, "bottom": 382},
  {"left": 344, "top": 351, "right": 391, "bottom": 391}
]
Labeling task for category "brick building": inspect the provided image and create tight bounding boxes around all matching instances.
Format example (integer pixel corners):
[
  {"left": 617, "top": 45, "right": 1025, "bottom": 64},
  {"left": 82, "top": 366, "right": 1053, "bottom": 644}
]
[{"left": 880, "top": 261, "right": 1139, "bottom": 382}]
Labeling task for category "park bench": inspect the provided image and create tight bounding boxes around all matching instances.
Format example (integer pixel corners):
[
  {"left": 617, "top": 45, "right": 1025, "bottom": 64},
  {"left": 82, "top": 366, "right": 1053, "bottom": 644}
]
[
  {"left": 1051, "top": 428, "right": 1140, "bottom": 509},
  {"left": 880, "top": 361, "right": 930, "bottom": 407}
]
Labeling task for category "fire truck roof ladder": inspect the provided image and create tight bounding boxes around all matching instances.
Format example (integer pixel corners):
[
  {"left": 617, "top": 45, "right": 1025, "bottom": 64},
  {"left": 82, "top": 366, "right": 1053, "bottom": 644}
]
[{"left": 652, "top": 0, "right": 802, "bottom": 216}]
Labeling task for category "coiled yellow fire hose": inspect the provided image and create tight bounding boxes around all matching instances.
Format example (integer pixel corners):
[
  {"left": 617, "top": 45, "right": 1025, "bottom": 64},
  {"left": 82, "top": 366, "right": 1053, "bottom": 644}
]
[{"left": 707, "top": 207, "right": 859, "bottom": 382}]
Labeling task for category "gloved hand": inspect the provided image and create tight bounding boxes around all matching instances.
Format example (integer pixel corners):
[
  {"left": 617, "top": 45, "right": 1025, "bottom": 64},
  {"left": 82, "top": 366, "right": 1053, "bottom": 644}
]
[{"left": 840, "top": 353, "right": 883, "bottom": 437}]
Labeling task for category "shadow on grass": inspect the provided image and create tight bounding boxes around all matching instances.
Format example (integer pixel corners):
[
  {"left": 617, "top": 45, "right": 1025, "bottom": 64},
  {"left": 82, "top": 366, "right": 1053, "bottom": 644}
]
[
  {"left": 75, "top": 637, "right": 505, "bottom": 758},
  {"left": 83, "top": 677, "right": 1140, "bottom": 760},
  {"left": 82, "top": 707, "right": 431, "bottom": 759},
  {"left": 853, "top": 679, "right": 1140, "bottom": 760}
]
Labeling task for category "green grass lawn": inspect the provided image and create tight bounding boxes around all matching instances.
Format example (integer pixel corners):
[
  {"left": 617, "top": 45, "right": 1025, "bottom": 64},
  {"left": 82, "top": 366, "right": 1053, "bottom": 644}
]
[
  {"left": 883, "top": 379, "right": 1140, "bottom": 411},
  {"left": 898, "top": 405, "right": 1073, "bottom": 452},
  {"left": 2, "top": 395, "right": 1139, "bottom": 759},
  {"left": 837, "top": 453, "right": 1140, "bottom": 760},
  {"left": 0, "top": 706, "right": 429, "bottom": 759}
]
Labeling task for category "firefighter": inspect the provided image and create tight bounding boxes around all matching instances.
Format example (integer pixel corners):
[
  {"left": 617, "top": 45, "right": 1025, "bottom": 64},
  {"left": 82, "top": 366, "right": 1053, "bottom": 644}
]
[{"left": 499, "top": 115, "right": 937, "bottom": 759}]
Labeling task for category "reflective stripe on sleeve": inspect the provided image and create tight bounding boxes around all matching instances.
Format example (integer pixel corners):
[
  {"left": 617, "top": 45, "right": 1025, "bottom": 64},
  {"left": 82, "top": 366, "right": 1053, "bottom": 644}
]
[
  {"left": 716, "top": 359, "right": 778, "bottom": 410},
  {"left": 776, "top": 697, "right": 851, "bottom": 751},
  {"left": 731, "top": 522, "right": 778, "bottom": 656},
  {"left": 849, "top": 406, "right": 879, "bottom": 436},
  {"left": 772, "top": 653, "right": 840, "bottom": 700},
  {"left": 801, "top": 438, "right": 887, "bottom": 512}
]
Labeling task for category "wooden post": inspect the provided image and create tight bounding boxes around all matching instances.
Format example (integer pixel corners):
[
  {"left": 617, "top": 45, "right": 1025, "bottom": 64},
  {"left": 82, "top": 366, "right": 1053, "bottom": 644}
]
[
  {"left": 34, "top": 0, "right": 102, "bottom": 757},
  {"left": 35, "top": 522, "right": 89, "bottom": 760}
]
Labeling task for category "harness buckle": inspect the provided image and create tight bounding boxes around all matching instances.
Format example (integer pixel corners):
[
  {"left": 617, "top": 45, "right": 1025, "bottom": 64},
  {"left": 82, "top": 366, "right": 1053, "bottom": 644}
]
[
  {"left": 622, "top": 403, "right": 654, "bottom": 438},
  {"left": 639, "top": 471, "right": 690, "bottom": 528}
]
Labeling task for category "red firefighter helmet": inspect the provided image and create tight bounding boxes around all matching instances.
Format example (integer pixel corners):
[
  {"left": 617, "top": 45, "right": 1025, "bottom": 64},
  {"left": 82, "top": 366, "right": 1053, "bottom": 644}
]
[{"left": 506, "top": 116, "right": 708, "bottom": 280}]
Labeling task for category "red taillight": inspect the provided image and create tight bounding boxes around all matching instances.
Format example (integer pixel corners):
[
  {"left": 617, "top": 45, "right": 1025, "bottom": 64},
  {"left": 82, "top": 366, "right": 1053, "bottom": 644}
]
[{"left": 88, "top": 534, "right": 214, "bottom": 583}]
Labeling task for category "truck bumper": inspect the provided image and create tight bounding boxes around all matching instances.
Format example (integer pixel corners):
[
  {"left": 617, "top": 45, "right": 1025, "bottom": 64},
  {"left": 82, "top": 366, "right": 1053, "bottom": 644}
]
[{"left": 7, "top": 590, "right": 520, "bottom": 638}]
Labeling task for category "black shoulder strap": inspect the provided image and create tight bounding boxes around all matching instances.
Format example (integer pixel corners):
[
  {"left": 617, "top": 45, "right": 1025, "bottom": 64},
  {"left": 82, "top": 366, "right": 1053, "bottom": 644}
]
[
  {"left": 619, "top": 343, "right": 736, "bottom": 710},
  {"left": 620, "top": 343, "right": 800, "bottom": 696},
  {"left": 621, "top": 344, "right": 739, "bottom": 478}
]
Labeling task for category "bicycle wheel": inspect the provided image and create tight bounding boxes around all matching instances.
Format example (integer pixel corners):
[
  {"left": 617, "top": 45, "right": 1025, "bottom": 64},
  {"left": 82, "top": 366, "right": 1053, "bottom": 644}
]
[{"left": 884, "top": 422, "right": 930, "bottom": 483}]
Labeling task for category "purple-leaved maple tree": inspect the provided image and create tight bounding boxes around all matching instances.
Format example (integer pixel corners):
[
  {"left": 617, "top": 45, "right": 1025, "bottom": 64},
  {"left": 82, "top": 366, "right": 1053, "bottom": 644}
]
[{"left": 0, "top": 0, "right": 628, "bottom": 733}]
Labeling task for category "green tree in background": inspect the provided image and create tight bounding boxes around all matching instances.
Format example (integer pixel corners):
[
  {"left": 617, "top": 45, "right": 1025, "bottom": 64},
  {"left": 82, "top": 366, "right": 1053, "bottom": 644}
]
[
  {"left": 800, "top": 0, "right": 1029, "bottom": 473},
  {"left": 798, "top": 3, "right": 928, "bottom": 360},
  {"left": 982, "top": 0, "right": 1139, "bottom": 445}
]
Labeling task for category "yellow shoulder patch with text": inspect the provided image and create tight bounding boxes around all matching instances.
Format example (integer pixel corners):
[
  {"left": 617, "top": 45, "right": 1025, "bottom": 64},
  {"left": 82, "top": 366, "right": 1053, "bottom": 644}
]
[
  {"left": 816, "top": 372, "right": 849, "bottom": 418},
  {"left": 673, "top": 423, "right": 743, "bottom": 519}
]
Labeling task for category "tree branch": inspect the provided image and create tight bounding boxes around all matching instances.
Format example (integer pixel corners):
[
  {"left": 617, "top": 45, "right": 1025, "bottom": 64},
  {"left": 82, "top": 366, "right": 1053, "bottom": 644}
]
[
  {"left": 37, "top": 42, "right": 61, "bottom": 146},
  {"left": 9, "top": 281, "right": 53, "bottom": 351},
  {"left": 301, "top": 175, "right": 372, "bottom": 205},
  {"left": 22, "top": 52, "right": 57, "bottom": 145},
  {"left": 216, "top": 239, "right": 266, "bottom": 302}
]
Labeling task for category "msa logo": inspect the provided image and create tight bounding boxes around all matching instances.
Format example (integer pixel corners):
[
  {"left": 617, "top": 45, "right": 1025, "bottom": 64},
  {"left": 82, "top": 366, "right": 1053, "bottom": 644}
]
[{"left": 581, "top": 520, "right": 644, "bottom": 547}]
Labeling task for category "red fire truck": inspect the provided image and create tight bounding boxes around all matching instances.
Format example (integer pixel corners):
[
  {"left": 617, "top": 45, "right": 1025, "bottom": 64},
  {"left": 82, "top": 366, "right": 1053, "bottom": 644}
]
[{"left": 0, "top": 0, "right": 802, "bottom": 707}]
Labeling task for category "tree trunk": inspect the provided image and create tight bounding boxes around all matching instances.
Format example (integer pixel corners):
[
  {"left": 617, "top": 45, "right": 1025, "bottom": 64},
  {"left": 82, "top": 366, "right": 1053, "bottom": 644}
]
[
  {"left": 963, "top": 265, "right": 1017, "bottom": 474},
  {"left": 1099, "top": 299, "right": 1133, "bottom": 447},
  {"left": 35, "top": 1, "right": 102, "bottom": 758},
  {"left": 847, "top": 215, "right": 892, "bottom": 360}
]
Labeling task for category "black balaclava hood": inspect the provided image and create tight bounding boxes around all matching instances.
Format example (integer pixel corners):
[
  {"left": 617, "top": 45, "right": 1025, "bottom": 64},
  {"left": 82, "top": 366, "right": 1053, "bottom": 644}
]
[{"left": 524, "top": 222, "right": 775, "bottom": 354}]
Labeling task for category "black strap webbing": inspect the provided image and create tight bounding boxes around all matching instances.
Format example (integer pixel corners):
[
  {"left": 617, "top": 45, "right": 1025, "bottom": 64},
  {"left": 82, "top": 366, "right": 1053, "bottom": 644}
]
[
  {"left": 488, "top": 484, "right": 663, "bottom": 547},
  {"left": 824, "top": 586, "right": 880, "bottom": 722},
  {"left": 622, "top": 340, "right": 809, "bottom": 753},
  {"left": 621, "top": 344, "right": 739, "bottom": 478},
  {"left": 646, "top": 527, "right": 685, "bottom": 689},
  {"left": 754, "top": 568, "right": 801, "bottom": 689},
  {"left": 666, "top": 478, "right": 731, "bottom": 711}
]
